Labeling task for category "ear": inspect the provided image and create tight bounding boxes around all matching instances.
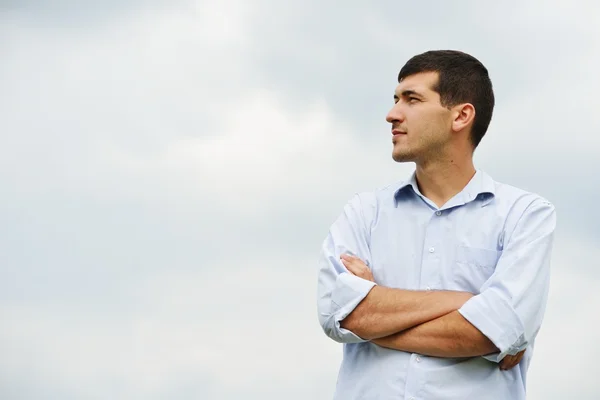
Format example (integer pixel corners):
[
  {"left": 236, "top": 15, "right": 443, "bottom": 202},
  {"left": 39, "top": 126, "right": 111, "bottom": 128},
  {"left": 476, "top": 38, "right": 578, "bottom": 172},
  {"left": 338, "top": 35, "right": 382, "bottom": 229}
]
[{"left": 451, "top": 103, "right": 475, "bottom": 133}]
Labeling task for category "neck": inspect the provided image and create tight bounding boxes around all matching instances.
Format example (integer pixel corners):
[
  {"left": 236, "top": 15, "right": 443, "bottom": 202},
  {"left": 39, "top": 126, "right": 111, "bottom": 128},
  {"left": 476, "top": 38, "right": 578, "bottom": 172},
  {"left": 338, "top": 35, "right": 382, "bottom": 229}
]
[{"left": 414, "top": 155, "right": 476, "bottom": 208}]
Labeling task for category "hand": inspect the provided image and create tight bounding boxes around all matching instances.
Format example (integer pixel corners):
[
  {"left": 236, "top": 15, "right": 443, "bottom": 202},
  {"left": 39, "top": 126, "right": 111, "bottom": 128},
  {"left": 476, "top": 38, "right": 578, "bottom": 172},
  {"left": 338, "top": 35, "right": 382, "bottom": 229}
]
[
  {"left": 340, "top": 254, "right": 375, "bottom": 282},
  {"left": 499, "top": 349, "right": 526, "bottom": 370}
]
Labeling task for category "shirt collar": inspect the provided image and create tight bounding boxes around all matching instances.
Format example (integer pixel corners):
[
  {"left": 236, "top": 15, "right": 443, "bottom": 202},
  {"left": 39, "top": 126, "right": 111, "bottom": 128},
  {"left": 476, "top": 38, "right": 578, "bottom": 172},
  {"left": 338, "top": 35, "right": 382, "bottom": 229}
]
[
  {"left": 393, "top": 170, "right": 420, "bottom": 198},
  {"left": 393, "top": 169, "right": 496, "bottom": 208}
]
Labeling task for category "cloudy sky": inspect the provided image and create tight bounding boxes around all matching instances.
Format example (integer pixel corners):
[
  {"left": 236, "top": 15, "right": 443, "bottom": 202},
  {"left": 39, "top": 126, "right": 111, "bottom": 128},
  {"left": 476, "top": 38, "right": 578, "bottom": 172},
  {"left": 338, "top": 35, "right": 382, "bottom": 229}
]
[{"left": 1, "top": 1, "right": 599, "bottom": 399}]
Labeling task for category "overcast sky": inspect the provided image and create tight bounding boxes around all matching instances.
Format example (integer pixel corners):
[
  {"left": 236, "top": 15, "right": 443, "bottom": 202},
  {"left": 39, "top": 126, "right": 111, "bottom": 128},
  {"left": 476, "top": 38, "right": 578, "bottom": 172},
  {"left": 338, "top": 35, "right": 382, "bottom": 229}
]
[{"left": 1, "top": 1, "right": 599, "bottom": 399}]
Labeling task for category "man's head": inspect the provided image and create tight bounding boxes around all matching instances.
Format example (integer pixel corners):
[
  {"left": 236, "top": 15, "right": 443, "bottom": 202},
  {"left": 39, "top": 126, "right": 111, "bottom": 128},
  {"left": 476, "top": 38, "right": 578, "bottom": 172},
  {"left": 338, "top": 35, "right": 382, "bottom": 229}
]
[{"left": 386, "top": 50, "right": 494, "bottom": 163}]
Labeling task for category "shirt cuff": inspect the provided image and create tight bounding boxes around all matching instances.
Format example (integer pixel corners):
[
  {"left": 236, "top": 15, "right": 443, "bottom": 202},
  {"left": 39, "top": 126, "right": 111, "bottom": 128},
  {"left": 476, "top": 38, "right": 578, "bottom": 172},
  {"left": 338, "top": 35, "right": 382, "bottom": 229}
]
[
  {"left": 458, "top": 288, "right": 526, "bottom": 362},
  {"left": 331, "top": 273, "right": 376, "bottom": 343}
]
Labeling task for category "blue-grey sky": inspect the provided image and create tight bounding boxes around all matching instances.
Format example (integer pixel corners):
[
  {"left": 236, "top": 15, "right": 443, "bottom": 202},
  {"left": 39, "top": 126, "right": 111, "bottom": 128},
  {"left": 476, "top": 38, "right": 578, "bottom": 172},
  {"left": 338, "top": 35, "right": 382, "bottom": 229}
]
[{"left": 1, "top": 1, "right": 599, "bottom": 399}]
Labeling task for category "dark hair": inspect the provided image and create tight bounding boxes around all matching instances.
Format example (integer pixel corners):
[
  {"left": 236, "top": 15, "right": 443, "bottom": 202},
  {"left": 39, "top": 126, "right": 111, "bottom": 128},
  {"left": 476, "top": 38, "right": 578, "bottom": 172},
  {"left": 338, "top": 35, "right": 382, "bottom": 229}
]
[{"left": 398, "top": 50, "right": 495, "bottom": 148}]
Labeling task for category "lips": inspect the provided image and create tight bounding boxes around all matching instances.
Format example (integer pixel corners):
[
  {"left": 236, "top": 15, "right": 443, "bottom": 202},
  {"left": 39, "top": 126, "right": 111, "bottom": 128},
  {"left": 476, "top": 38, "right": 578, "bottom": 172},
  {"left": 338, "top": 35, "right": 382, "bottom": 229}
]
[{"left": 392, "top": 129, "right": 407, "bottom": 135}]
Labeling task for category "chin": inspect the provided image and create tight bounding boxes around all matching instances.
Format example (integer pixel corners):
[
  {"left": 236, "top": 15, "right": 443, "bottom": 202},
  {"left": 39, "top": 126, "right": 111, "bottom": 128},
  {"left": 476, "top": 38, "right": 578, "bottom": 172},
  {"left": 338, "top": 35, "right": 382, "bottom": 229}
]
[{"left": 392, "top": 151, "right": 415, "bottom": 163}]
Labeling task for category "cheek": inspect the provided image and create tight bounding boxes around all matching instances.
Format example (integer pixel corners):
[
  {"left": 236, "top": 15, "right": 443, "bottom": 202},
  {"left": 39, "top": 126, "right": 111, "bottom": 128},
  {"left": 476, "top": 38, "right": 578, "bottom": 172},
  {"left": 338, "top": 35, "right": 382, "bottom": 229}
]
[
  {"left": 421, "top": 111, "right": 450, "bottom": 134},
  {"left": 436, "top": 110, "right": 454, "bottom": 128}
]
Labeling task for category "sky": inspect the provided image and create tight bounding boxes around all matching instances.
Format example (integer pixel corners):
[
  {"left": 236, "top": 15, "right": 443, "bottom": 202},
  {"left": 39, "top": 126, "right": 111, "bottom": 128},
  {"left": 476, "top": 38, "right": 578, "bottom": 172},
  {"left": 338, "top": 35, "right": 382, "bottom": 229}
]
[{"left": 1, "top": 0, "right": 599, "bottom": 399}]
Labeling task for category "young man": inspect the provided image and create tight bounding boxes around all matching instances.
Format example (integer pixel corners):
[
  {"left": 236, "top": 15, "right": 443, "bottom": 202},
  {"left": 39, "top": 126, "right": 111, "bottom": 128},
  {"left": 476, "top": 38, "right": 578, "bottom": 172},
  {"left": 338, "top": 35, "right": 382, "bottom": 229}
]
[{"left": 317, "top": 50, "right": 556, "bottom": 400}]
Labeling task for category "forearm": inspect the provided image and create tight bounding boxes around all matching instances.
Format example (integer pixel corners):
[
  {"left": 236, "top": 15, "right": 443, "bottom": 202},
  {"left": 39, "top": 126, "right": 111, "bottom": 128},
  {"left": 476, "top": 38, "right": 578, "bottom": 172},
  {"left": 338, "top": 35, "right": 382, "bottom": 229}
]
[
  {"left": 372, "top": 310, "right": 498, "bottom": 357},
  {"left": 340, "top": 286, "right": 472, "bottom": 340}
]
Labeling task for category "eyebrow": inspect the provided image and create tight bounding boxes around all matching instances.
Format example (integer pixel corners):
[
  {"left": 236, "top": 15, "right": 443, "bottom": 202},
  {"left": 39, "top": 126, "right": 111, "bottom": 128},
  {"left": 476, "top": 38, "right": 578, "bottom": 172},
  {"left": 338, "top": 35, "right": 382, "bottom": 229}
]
[{"left": 394, "top": 89, "right": 424, "bottom": 100}]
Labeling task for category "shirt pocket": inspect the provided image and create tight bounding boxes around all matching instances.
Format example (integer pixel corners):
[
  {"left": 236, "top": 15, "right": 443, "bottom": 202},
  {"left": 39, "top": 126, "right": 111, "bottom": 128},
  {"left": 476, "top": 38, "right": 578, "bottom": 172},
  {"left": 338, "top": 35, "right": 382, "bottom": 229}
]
[{"left": 453, "top": 245, "right": 501, "bottom": 293}]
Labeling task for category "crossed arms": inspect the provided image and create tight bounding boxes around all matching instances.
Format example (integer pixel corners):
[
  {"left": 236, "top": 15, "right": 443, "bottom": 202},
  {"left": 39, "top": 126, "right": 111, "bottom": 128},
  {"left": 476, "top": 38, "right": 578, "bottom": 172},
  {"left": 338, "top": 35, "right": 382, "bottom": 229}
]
[
  {"left": 317, "top": 194, "right": 556, "bottom": 368},
  {"left": 339, "top": 255, "right": 503, "bottom": 361}
]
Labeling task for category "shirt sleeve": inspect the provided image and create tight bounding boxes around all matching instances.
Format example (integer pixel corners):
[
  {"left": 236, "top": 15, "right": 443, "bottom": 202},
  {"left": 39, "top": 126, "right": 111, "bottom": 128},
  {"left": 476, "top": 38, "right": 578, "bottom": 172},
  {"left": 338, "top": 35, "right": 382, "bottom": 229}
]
[
  {"left": 317, "top": 193, "right": 377, "bottom": 343},
  {"left": 458, "top": 197, "right": 556, "bottom": 362}
]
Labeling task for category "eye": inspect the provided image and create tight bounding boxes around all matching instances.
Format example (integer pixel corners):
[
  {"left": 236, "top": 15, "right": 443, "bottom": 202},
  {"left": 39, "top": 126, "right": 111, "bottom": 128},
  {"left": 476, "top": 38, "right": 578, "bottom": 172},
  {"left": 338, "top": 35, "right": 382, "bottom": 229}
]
[{"left": 409, "top": 97, "right": 420, "bottom": 103}]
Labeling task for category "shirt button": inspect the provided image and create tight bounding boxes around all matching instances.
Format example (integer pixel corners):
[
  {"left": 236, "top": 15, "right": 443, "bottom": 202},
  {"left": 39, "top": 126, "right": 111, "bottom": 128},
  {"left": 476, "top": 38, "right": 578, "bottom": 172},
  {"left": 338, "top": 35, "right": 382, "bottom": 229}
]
[
  {"left": 435, "top": 211, "right": 442, "bottom": 216},
  {"left": 416, "top": 356, "right": 421, "bottom": 362},
  {"left": 428, "top": 247, "right": 435, "bottom": 253},
  {"left": 426, "top": 286, "right": 431, "bottom": 291}
]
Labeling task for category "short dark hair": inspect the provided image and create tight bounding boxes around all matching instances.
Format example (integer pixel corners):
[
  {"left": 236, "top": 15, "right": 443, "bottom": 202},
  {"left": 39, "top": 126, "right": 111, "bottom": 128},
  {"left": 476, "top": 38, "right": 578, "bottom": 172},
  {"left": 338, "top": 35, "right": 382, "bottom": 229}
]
[{"left": 398, "top": 50, "right": 495, "bottom": 148}]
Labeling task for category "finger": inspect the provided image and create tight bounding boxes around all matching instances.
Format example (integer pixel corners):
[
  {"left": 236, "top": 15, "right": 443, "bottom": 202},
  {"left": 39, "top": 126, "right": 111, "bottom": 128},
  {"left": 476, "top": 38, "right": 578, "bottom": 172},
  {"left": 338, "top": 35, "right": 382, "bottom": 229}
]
[
  {"left": 341, "top": 257, "right": 361, "bottom": 274},
  {"left": 499, "top": 358, "right": 511, "bottom": 370},
  {"left": 340, "top": 254, "right": 353, "bottom": 261},
  {"left": 512, "top": 352, "right": 525, "bottom": 366},
  {"left": 340, "top": 258, "right": 354, "bottom": 272},
  {"left": 341, "top": 254, "right": 367, "bottom": 265},
  {"left": 499, "top": 356, "right": 516, "bottom": 370},
  {"left": 341, "top": 254, "right": 361, "bottom": 268},
  {"left": 500, "top": 353, "right": 524, "bottom": 370},
  {"left": 511, "top": 350, "right": 526, "bottom": 367},
  {"left": 501, "top": 361, "right": 515, "bottom": 370}
]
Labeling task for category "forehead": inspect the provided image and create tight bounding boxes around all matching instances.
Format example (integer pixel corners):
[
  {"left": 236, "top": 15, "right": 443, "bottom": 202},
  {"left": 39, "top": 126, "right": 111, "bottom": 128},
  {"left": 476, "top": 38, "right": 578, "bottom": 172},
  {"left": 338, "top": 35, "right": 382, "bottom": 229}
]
[{"left": 395, "top": 71, "right": 439, "bottom": 95}]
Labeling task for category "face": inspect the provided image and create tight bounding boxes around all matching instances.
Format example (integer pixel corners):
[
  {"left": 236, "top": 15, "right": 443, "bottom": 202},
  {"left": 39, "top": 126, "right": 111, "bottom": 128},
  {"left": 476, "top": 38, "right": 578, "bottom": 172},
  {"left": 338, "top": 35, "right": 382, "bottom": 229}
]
[{"left": 386, "top": 72, "right": 454, "bottom": 163}]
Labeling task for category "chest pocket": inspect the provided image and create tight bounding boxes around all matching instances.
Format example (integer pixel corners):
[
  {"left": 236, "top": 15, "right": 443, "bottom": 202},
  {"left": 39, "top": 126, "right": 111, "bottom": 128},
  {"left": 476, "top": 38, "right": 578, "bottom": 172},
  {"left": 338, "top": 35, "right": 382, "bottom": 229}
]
[{"left": 453, "top": 246, "right": 501, "bottom": 293}]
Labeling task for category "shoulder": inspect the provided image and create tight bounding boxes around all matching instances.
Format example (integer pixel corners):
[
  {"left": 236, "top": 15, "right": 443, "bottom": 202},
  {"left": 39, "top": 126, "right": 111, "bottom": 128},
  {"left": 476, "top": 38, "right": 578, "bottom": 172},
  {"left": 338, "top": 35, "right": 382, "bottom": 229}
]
[
  {"left": 492, "top": 179, "right": 554, "bottom": 213},
  {"left": 489, "top": 178, "right": 556, "bottom": 234},
  {"left": 338, "top": 180, "right": 406, "bottom": 232},
  {"left": 347, "top": 179, "right": 405, "bottom": 213}
]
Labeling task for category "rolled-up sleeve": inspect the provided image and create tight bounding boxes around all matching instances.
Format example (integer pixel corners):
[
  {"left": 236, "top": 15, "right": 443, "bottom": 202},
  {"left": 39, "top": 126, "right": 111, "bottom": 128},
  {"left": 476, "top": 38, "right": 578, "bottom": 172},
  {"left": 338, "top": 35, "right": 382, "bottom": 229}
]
[
  {"left": 458, "top": 197, "right": 556, "bottom": 362},
  {"left": 317, "top": 193, "right": 377, "bottom": 343}
]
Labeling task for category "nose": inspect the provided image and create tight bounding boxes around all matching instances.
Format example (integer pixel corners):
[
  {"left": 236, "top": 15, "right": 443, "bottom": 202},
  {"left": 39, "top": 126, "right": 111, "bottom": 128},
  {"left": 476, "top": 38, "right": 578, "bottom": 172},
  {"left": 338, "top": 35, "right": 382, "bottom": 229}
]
[{"left": 386, "top": 103, "right": 404, "bottom": 124}]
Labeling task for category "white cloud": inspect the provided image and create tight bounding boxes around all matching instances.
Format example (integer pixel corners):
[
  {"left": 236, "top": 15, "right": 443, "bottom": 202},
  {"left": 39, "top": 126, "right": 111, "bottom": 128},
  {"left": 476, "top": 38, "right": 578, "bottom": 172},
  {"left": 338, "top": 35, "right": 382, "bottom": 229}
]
[
  {"left": 0, "top": 256, "right": 341, "bottom": 399},
  {"left": 527, "top": 233, "right": 600, "bottom": 399}
]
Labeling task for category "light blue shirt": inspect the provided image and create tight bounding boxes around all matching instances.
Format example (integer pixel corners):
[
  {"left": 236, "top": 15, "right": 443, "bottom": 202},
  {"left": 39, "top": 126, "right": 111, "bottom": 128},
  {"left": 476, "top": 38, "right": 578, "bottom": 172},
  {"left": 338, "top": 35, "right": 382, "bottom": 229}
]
[{"left": 317, "top": 169, "right": 556, "bottom": 400}]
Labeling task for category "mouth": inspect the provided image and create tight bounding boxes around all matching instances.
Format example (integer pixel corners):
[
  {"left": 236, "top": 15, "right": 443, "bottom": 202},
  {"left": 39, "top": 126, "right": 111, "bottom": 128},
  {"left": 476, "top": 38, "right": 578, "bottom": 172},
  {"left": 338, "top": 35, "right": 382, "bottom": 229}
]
[{"left": 392, "top": 129, "right": 407, "bottom": 142}]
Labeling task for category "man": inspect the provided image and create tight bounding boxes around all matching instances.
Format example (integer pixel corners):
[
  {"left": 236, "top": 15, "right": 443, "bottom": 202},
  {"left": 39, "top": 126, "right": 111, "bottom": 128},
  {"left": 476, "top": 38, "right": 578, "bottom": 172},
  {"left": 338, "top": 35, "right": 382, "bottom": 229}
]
[{"left": 316, "top": 50, "right": 556, "bottom": 400}]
